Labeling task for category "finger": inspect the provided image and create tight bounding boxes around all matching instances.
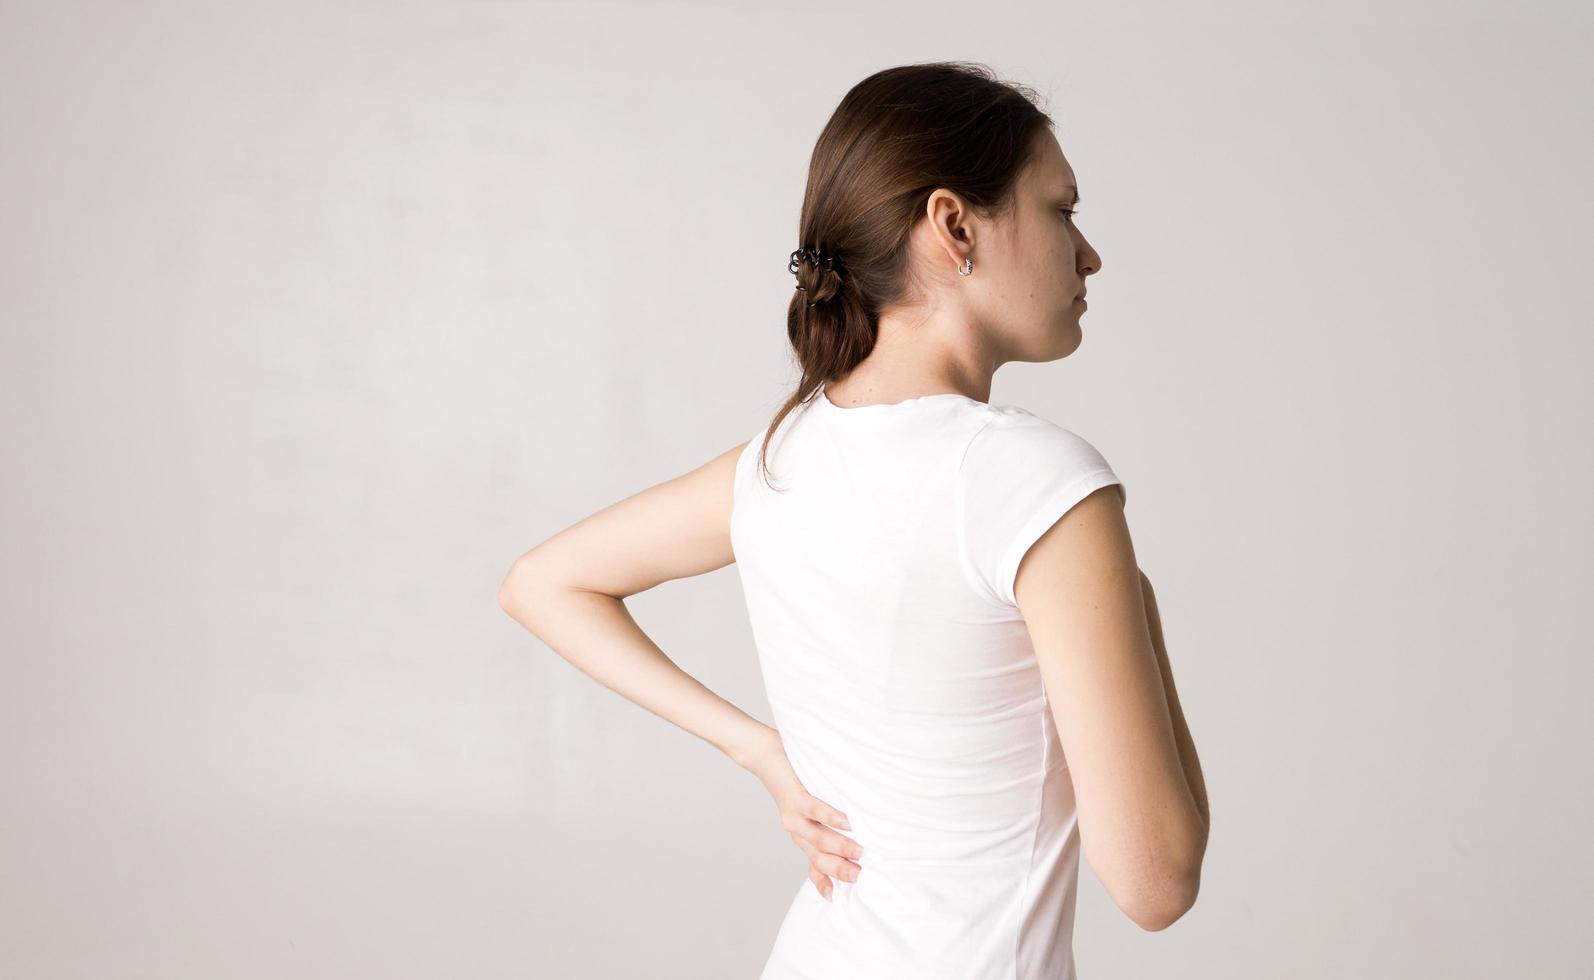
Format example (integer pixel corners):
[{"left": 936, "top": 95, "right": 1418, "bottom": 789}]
[
  {"left": 801, "top": 821, "right": 865, "bottom": 863},
  {"left": 817, "top": 851, "right": 861, "bottom": 882},
  {"left": 808, "top": 864, "right": 832, "bottom": 901},
  {"left": 805, "top": 796, "right": 852, "bottom": 832},
  {"left": 792, "top": 817, "right": 864, "bottom": 868},
  {"left": 795, "top": 837, "right": 861, "bottom": 882}
]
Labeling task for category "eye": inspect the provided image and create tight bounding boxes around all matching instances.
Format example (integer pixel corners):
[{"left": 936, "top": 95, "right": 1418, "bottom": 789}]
[{"left": 1059, "top": 207, "right": 1079, "bottom": 223}]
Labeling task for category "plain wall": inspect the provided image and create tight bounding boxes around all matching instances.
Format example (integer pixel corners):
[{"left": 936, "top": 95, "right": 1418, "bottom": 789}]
[{"left": 2, "top": 1, "right": 1590, "bottom": 977}]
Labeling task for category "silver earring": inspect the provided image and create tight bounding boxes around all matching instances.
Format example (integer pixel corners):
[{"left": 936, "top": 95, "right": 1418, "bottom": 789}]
[{"left": 958, "top": 257, "right": 973, "bottom": 277}]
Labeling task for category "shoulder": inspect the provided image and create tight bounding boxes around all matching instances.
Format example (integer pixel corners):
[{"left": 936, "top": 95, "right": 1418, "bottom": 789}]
[
  {"left": 958, "top": 404, "right": 1115, "bottom": 476},
  {"left": 952, "top": 403, "right": 1126, "bottom": 605}
]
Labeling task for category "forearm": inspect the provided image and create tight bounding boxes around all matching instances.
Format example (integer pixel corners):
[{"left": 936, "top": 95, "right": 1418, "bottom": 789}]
[
  {"left": 500, "top": 573, "right": 776, "bottom": 771},
  {"left": 1140, "top": 571, "right": 1210, "bottom": 836}
]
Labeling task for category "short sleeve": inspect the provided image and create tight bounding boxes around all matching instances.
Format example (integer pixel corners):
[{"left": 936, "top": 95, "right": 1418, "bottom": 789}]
[{"left": 955, "top": 411, "right": 1125, "bottom": 607}]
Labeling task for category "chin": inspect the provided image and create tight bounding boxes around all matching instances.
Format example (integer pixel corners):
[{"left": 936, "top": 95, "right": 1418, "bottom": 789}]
[{"left": 1044, "top": 321, "right": 1084, "bottom": 360}]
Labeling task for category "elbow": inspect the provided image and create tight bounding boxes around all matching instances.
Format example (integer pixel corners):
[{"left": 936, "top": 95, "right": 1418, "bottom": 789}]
[
  {"left": 498, "top": 556, "right": 546, "bottom": 619},
  {"left": 496, "top": 574, "right": 519, "bottom": 616},
  {"left": 1121, "top": 861, "right": 1202, "bottom": 932},
  {"left": 1116, "top": 801, "right": 1209, "bottom": 931}
]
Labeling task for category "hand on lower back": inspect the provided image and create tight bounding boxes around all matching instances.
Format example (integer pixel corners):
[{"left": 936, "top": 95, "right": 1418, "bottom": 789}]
[{"left": 743, "top": 728, "right": 864, "bottom": 901}]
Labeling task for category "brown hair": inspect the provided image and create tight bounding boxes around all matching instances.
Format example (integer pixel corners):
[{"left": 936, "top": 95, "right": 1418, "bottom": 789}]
[{"left": 754, "top": 60, "right": 1055, "bottom": 488}]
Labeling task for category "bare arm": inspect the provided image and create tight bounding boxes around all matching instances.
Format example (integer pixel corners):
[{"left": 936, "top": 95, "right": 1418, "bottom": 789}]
[
  {"left": 1140, "top": 570, "right": 1209, "bottom": 834},
  {"left": 498, "top": 439, "right": 865, "bottom": 897},
  {"left": 1014, "top": 486, "right": 1207, "bottom": 931},
  {"left": 496, "top": 440, "right": 773, "bottom": 769}
]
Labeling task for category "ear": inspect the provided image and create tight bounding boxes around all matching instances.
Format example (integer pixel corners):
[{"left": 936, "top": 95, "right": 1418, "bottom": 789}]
[{"left": 923, "top": 188, "right": 975, "bottom": 271}]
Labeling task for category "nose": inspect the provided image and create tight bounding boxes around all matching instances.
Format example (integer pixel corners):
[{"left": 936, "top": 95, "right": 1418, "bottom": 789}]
[{"left": 1079, "top": 243, "right": 1102, "bottom": 279}]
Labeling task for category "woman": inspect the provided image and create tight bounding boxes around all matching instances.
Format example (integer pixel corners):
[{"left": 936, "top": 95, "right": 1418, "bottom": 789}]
[{"left": 499, "top": 61, "right": 1209, "bottom": 979}]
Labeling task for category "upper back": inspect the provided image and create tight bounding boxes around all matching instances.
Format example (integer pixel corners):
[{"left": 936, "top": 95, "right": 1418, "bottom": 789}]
[
  {"left": 730, "top": 385, "right": 1126, "bottom": 701},
  {"left": 732, "top": 384, "right": 1124, "bottom": 618}
]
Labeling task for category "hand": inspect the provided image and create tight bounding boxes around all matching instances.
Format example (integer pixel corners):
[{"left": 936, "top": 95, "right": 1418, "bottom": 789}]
[{"left": 740, "top": 727, "right": 864, "bottom": 901}]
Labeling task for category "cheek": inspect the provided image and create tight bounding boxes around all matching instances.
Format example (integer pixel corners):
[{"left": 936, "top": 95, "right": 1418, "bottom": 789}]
[
  {"left": 1051, "top": 234, "right": 1078, "bottom": 287},
  {"left": 1028, "top": 228, "right": 1070, "bottom": 275},
  {"left": 1036, "top": 224, "right": 1069, "bottom": 267},
  {"left": 1057, "top": 226, "right": 1079, "bottom": 262},
  {"left": 1006, "top": 225, "right": 1072, "bottom": 300}
]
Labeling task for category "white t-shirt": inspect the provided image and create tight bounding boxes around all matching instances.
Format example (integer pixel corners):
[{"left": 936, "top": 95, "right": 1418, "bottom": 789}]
[{"left": 731, "top": 383, "right": 1124, "bottom": 980}]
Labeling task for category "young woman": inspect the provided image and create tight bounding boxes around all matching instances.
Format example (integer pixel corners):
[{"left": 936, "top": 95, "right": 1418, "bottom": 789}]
[{"left": 499, "top": 61, "right": 1209, "bottom": 980}]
